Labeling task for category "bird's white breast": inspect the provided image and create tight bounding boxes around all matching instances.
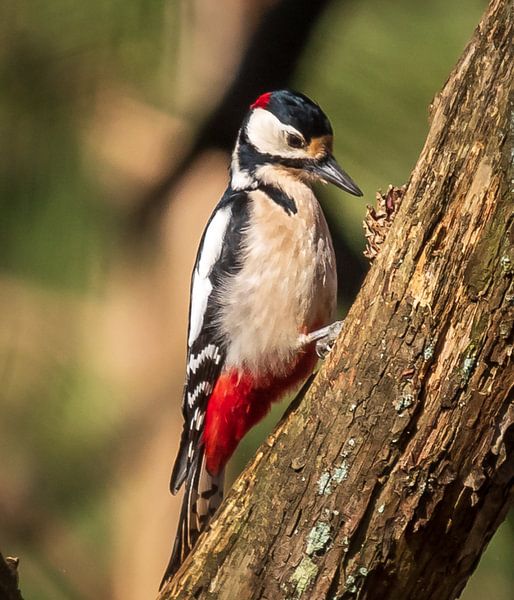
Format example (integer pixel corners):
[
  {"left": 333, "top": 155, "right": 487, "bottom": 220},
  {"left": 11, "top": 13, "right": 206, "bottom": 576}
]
[{"left": 219, "top": 174, "right": 337, "bottom": 376}]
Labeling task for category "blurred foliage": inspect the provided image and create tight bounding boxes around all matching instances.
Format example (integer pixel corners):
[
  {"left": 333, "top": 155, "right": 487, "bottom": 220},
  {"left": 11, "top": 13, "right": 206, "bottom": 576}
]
[
  {"left": 0, "top": 0, "right": 511, "bottom": 599},
  {"left": 0, "top": 0, "right": 177, "bottom": 288}
]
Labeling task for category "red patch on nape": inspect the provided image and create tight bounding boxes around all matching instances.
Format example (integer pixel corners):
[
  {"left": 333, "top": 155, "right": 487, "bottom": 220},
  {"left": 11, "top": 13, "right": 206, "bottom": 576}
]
[{"left": 250, "top": 91, "right": 272, "bottom": 110}]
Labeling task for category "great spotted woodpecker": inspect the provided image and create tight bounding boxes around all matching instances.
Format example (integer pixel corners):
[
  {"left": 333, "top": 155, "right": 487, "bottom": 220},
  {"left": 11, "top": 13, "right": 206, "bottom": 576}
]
[{"left": 161, "top": 90, "right": 362, "bottom": 586}]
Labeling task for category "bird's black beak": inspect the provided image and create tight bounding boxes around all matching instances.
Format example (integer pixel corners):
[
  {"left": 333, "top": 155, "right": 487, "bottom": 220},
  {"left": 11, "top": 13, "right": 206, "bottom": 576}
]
[{"left": 312, "top": 155, "right": 363, "bottom": 197}]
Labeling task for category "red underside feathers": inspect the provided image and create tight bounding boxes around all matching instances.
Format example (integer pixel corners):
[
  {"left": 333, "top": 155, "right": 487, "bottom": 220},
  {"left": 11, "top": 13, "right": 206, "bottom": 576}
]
[
  {"left": 250, "top": 91, "right": 272, "bottom": 110},
  {"left": 203, "top": 348, "right": 318, "bottom": 475}
]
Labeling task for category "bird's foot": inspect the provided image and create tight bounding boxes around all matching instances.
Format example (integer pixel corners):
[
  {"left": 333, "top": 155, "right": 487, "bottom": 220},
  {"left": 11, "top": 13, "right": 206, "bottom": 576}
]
[{"left": 299, "top": 321, "right": 344, "bottom": 359}]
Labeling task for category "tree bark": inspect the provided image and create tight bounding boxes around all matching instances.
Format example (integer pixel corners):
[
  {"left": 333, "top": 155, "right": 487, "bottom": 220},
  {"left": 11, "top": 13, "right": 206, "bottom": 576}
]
[
  {"left": 159, "top": 0, "right": 513, "bottom": 598},
  {"left": 0, "top": 554, "right": 23, "bottom": 600}
]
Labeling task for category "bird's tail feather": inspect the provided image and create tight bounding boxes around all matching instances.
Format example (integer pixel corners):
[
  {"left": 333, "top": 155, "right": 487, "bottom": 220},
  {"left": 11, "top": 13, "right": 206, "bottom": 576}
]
[{"left": 160, "top": 449, "right": 224, "bottom": 588}]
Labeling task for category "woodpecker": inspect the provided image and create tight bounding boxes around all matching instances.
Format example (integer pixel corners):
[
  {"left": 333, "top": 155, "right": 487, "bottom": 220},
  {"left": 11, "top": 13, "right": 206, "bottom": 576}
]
[{"left": 161, "top": 90, "right": 362, "bottom": 586}]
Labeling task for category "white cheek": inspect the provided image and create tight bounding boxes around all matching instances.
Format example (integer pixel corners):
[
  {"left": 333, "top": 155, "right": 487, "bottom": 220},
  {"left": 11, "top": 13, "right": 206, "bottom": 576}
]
[{"left": 246, "top": 109, "right": 309, "bottom": 159}]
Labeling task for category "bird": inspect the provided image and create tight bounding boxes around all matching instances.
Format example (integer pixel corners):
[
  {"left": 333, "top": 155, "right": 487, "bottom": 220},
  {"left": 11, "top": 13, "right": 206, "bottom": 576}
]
[{"left": 160, "top": 89, "right": 362, "bottom": 587}]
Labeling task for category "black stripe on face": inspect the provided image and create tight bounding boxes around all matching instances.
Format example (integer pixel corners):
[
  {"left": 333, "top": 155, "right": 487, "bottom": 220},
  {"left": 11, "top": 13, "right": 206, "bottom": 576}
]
[
  {"left": 260, "top": 183, "right": 297, "bottom": 215},
  {"left": 238, "top": 134, "right": 324, "bottom": 174},
  {"left": 273, "top": 155, "right": 319, "bottom": 169}
]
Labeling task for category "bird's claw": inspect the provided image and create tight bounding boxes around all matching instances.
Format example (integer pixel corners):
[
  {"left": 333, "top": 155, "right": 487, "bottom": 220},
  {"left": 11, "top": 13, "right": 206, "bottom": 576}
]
[{"left": 313, "top": 320, "right": 344, "bottom": 358}]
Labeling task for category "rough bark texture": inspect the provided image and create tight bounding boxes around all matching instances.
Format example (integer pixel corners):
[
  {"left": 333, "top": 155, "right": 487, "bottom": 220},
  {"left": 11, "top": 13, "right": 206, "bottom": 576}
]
[
  {"left": 0, "top": 555, "right": 23, "bottom": 600},
  {"left": 159, "top": 1, "right": 513, "bottom": 598}
]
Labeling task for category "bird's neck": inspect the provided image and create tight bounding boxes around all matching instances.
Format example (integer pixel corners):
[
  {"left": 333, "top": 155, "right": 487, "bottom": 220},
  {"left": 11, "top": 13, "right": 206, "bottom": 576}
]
[{"left": 229, "top": 137, "right": 257, "bottom": 191}]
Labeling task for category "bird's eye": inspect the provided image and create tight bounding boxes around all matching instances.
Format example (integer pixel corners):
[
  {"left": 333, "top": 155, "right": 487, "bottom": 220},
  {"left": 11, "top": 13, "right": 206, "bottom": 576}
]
[{"left": 287, "top": 133, "right": 305, "bottom": 149}]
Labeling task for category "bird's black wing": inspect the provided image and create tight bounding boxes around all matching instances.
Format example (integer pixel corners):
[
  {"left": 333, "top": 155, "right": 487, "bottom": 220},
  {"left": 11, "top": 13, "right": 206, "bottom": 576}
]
[
  {"left": 170, "top": 189, "right": 249, "bottom": 493},
  {"left": 161, "top": 189, "right": 249, "bottom": 585}
]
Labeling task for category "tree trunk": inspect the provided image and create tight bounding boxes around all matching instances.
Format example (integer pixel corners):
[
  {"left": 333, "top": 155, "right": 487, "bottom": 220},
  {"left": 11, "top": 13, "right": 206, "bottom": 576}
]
[
  {"left": 159, "top": 0, "right": 513, "bottom": 598},
  {"left": 0, "top": 555, "right": 23, "bottom": 600}
]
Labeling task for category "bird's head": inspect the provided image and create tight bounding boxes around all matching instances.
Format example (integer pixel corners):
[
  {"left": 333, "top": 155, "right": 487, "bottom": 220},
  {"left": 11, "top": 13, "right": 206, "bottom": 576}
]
[{"left": 231, "top": 89, "right": 362, "bottom": 197}]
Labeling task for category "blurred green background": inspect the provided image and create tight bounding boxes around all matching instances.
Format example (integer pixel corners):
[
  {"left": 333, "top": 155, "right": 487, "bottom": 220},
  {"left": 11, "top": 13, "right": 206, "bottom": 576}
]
[{"left": 1, "top": 1, "right": 512, "bottom": 599}]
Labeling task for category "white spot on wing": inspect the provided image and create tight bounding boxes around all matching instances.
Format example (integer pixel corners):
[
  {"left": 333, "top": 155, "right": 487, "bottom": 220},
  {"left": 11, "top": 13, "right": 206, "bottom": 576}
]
[
  {"left": 188, "top": 206, "right": 232, "bottom": 344},
  {"left": 187, "top": 344, "right": 221, "bottom": 374},
  {"left": 188, "top": 276, "right": 212, "bottom": 345},
  {"left": 194, "top": 411, "right": 204, "bottom": 431},
  {"left": 187, "top": 381, "right": 213, "bottom": 408}
]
